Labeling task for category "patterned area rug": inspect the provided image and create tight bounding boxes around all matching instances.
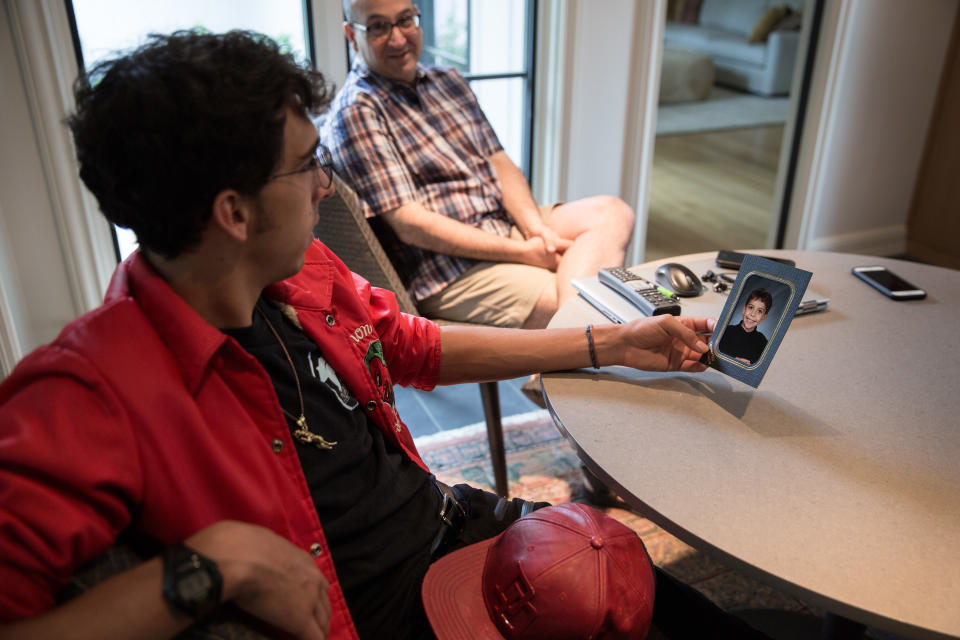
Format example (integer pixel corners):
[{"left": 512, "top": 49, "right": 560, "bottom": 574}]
[{"left": 415, "top": 410, "right": 818, "bottom": 618}]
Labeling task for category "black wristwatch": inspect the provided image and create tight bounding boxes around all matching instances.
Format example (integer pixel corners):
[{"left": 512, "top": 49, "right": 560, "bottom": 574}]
[{"left": 162, "top": 544, "right": 223, "bottom": 619}]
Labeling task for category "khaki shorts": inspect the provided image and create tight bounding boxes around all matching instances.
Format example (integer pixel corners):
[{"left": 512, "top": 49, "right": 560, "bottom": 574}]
[{"left": 417, "top": 204, "right": 559, "bottom": 328}]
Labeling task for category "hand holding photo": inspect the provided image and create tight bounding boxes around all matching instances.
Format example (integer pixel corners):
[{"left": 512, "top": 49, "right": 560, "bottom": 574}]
[{"left": 701, "top": 255, "right": 811, "bottom": 388}]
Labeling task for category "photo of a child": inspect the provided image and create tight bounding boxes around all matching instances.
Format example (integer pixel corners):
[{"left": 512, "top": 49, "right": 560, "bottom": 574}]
[
  {"left": 705, "top": 254, "right": 812, "bottom": 388},
  {"left": 715, "top": 272, "right": 795, "bottom": 369},
  {"left": 718, "top": 288, "right": 773, "bottom": 364}
]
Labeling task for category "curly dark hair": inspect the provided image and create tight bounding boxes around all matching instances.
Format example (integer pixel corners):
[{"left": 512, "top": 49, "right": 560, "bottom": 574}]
[
  {"left": 746, "top": 288, "right": 774, "bottom": 314},
  {"left": 68, "top": 30, "right": 333, "bottom": 259}
]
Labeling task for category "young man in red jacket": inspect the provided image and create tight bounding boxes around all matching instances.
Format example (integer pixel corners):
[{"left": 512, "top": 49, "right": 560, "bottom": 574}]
[{"left": 0, "top": 30, "right": 732, "bottom": 640}]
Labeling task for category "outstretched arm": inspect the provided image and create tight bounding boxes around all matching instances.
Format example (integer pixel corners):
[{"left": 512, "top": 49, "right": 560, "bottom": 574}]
[
  {"left": 0, "top": 522, "right": 331, "bottom": 640},
  {"left": 436, "top": 315, "right": 715, "bottom": 385}
]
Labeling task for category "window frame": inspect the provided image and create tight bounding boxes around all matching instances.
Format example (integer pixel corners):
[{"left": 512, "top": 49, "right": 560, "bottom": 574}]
[
  {"left": 418, "top": 0, "right": 537, "bottom": 180},
  {"left": 64, "top": 0, "right": 324, "bottom": 263}
]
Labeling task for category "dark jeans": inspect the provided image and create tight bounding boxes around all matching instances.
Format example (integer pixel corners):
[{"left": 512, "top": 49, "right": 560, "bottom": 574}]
[
  {"left": 651, "top": 568, "right": 773, "bottom": 639},
  {"left": 434, "top": 485, "right": 772, "bottom": 640},
  {"left": 439, "top": 483, "right": 550, "bottom": 554}
]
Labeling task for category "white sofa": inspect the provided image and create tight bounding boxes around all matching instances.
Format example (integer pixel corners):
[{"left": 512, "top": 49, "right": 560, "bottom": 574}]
[{"left": 663, "top": 0, "right": 804, "bottom": 96}]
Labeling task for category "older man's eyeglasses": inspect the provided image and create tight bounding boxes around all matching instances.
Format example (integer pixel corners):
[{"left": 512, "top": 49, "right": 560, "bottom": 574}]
[
  {"left": 352, "top": 12, "right": 421, "bottom": 42},
  {"left": 271, "top": 144, "right": 333, "bottom": 189}
]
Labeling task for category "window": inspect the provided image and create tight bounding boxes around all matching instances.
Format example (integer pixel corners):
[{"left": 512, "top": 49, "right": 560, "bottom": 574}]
[
  {"left": 66, "top": 0, "right": 313, "bottom": 260},
  {"left": 66, "top": 0, "right": 536, "bottom": 260},
  {"left": 418, "top": 0, "right": 536, "bottom": 177}
]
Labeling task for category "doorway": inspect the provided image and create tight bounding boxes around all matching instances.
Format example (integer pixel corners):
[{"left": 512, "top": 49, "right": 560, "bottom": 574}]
[{"left": 645, "top": 0, "right": 810, "bottom": 261}]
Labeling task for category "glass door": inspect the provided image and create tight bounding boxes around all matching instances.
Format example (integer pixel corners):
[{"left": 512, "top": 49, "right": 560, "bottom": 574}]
[{"left": 646, "top": 0, "right": 817, "bottom": 261}]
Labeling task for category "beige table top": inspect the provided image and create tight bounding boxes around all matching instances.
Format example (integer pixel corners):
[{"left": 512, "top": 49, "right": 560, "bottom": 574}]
[{"left": 543, "top": 251, "right": 960, "bottom": 640}]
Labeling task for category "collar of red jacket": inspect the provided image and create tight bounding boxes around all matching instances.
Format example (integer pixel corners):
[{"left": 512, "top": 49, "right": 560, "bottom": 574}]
[{"left": 102, "top": 241, "right": 336, "bottom": 395}]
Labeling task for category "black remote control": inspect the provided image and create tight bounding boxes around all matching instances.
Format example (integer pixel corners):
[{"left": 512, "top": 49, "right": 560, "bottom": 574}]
[{"left": 598, "top": 267, "right": 681, "bottom": 316}]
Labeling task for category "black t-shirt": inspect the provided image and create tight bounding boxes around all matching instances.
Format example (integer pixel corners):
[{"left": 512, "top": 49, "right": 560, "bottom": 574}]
[
  {"left": 717, "top": 322, "right": 768, "bottom": 364},
  {"left": 223, "top": 299, "right": 440, "bottom": 639}
]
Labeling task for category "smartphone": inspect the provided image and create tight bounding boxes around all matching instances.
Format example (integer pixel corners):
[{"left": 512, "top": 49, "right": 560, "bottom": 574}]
[{"left": 851, "top": 266, "right": 927, "bottom": 300}]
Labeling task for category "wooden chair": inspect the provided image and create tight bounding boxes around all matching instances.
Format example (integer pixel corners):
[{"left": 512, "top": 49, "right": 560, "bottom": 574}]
[{"left": 314, "top": 174, "right": 509, "bottom": 497}]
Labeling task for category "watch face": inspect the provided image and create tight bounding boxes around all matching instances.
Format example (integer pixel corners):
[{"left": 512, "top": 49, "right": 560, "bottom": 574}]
[
  {"left": 164, "top": 545, "right": 223, "bottom": 618},
  {"left": 177, "top": 567, "right": 215, "bottom": 604}
]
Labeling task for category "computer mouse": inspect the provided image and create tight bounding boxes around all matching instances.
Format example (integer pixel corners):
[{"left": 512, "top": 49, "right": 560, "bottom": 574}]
[{"left": 655, "top": 262, "right": 703, "bottom": 297}]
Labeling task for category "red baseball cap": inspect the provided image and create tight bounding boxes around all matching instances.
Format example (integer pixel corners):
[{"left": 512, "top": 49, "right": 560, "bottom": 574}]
[{"left": 421, "top": 503, "right": 656, "bottom": 639}]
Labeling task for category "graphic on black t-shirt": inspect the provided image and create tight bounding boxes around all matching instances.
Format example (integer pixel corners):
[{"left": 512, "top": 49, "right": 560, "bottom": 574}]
[
  {"left": 222, "top": 299, "right": 438, "bottom": 640},
  {"left": 307, "top": 350, "right": 358, "bottom": 410}
]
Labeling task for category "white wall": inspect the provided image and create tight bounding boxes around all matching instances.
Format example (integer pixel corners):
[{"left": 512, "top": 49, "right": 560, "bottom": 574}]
[
  {"left": 784, "top": 0, "right": 958, "bottom": 254},
  {"left": 562, "top": 0, "right": 638, "bottom": 200},
  {"left": 311, "top": 0, "right": 349, "bottom": 89},
  {"left": 534, "top": 0, "right": 664, "bottom": 265},
  {"left": 0, "top": 2, "right": 80, "bottom": 361}
]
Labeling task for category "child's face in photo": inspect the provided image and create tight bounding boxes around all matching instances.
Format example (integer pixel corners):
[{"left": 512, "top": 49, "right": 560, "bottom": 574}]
[{"left": 741, "top": 297, "right": 769, "bottom": 331}]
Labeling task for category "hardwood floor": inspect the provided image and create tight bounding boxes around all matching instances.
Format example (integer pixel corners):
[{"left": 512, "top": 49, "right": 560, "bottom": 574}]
[{"left": 644, "top": 124, "right": 786, "bottom": 262}]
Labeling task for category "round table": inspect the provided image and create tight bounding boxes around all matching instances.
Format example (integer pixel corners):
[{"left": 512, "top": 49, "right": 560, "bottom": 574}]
[{"left": 543, "top": 251, "right": 960, "bottom": 639}]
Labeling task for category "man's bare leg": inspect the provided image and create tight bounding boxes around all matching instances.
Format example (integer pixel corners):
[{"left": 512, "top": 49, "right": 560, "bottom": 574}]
[
  {"left": 546, "top": 195, "right": 635, "bottom": 304},
  {"left": 521, "top": 281, "right": 558, "bottom": 329},
  {"left": 520, "top": 196, "right": 633, "bottom": 329}
]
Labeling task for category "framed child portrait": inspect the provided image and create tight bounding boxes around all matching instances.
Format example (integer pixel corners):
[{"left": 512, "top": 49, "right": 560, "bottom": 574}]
[{"left": 701, "top": 255, "right": 812, "bottom": 388}]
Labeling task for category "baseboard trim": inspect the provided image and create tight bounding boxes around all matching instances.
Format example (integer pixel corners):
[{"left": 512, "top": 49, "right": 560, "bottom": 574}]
[{"left": 806, "top": 225, "right": 907, "bottom": 257}]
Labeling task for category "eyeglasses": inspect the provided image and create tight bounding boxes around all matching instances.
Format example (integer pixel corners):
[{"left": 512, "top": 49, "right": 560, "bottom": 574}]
[
  {"left": 271, "top": 144, "right": 333, "bottom": 189},
  {"left": 352, "top": 11, "right": 421, "bottom": 42}
]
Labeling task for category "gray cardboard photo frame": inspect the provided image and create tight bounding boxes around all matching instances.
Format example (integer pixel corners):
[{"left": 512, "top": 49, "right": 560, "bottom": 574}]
[{"left": 701, "top": 255, "right": 812, "bottom": 388}]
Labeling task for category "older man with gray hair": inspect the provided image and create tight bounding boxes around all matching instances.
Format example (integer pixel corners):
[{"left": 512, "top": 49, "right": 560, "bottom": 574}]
[{"left": 324, "top": 0, "right": 636, "bottom": 330}]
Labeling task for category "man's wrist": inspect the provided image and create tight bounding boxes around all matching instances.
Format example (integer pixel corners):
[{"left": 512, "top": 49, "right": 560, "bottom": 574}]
[
  {"left": 590, "top": 324, "right": 620, "bottom": 368},
  {"left": 162, "top": 544, "right": 223, "bottom": 619},
  {"left": 513, "top": 209, "right": 543, "bottom": 236},
  {"left": 184, "top": 523, "right": 247, "bottom": 604},
  {"left": 505, "top": 236, "right": 538, "bottom": 265}
]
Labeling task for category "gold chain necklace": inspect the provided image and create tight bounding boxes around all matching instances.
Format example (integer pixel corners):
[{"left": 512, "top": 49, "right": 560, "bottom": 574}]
[{"left": 256, "top": 304, "right": 337, "bottom": 451}]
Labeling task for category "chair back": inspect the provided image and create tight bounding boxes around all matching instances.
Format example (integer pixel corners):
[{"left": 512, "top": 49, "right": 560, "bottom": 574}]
[
  {"left": 312, "top": 173, "right": 510, "bottom": 497},
  {"left": 313, "top": 174, "right": 418, "bottom": 316}
]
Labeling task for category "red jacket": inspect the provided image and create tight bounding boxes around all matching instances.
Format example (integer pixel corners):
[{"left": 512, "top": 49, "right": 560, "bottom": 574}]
[{"left": 0, "top": 240, "right": 442, "bottom": 637}]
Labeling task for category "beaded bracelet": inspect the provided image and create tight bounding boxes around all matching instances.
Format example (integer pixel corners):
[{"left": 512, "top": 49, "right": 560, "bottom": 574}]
[{"left": 586, "top": 325, "right": 600, "bottom": 369}]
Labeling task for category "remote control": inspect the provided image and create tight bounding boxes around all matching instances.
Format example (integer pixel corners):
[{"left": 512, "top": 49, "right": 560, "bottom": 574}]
[{"left": 598, "top": 267, "right": 681, "bottom": 316}]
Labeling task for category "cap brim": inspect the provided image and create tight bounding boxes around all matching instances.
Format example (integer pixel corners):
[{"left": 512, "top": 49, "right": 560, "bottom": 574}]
[{"left": 421, "top": 537, "right": 505, "bottom": 640}]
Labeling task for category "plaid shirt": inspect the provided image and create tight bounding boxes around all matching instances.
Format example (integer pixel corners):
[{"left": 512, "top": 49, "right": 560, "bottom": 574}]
[{"left": 322, "top": 62, "right": 510, "bottom": 302}]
